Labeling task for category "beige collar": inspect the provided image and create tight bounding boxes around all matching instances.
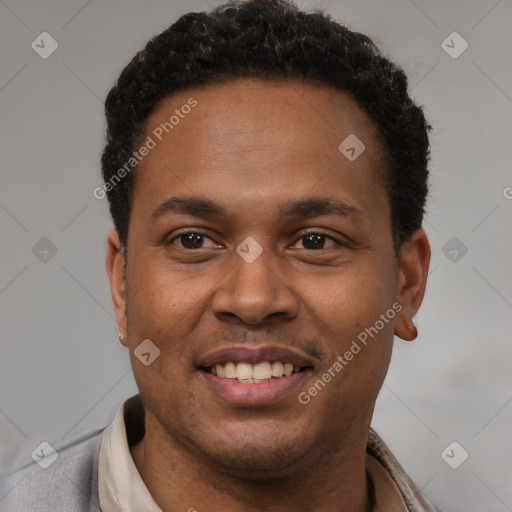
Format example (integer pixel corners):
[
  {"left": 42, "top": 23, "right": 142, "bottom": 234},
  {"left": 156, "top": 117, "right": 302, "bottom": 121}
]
[
  {"left": 98, "top": 399, "right": 160, "bottom": 511},
  {"left": 366, "top": 452, "right": 407, "bottom": 511}
]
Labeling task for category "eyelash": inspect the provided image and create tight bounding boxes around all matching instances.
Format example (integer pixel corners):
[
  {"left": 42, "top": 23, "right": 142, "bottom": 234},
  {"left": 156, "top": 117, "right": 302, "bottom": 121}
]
[{"left": 167, "top": 230, "right": 345, "bottom": 251}]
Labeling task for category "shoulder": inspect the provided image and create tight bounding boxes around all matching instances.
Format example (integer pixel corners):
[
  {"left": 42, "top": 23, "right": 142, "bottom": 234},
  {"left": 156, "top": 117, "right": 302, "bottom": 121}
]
[{"left": 0, "top": 427, "right": 104, "bottom": 512}]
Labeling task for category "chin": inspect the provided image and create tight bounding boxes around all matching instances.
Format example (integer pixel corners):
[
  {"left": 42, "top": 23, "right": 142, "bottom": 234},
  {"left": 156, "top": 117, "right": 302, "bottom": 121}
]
[
  {"left": 186, "top": 421, "right": 316, "bottom": 476},
  {"left": 205, "top": 441, "right": 309, "bottom": 476}
]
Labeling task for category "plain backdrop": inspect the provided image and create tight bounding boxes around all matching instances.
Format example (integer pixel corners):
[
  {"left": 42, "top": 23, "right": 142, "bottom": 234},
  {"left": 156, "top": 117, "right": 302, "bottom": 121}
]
[{"left": 1, "top": 1, "right": 511, "bottom": 511}]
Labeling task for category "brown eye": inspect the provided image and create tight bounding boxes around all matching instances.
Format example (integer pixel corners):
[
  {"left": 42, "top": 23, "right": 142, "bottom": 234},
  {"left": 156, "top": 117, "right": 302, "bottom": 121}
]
[
  {"left": 293, "top": 233, "right": 338, "bottom": 250},
  {"left": 170, "top": 232, "right": 217, "bottom": 249}
]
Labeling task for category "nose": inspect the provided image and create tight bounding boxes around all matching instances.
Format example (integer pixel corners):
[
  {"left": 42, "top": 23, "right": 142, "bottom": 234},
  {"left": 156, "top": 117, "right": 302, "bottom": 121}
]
[{"left": 211, "top": 243, "right": 298, "bottom": 326}]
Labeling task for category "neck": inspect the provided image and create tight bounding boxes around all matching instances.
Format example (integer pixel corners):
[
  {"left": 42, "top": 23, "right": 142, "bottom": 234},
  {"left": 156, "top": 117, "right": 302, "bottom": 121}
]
[{"left": 130, "top": 411, "right": 374, "bottom": 512}]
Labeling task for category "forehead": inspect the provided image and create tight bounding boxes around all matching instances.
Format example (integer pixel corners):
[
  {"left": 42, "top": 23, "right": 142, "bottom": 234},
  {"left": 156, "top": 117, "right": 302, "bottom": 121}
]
[
  {"left": 131, "top": 78, "right": 387, "bottom": 226},
  {"left": 144, "top": 78, "right": 380, "bottom": 155}
]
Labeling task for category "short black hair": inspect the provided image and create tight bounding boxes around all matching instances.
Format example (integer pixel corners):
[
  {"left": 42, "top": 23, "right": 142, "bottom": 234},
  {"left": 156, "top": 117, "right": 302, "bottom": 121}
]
[{"left": 101, "top": 0, "right": 431, "bottom": 256}]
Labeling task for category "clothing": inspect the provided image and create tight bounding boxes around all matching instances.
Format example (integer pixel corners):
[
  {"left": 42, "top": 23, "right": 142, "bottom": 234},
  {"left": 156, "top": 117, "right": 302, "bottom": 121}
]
[
  {"left": 0, "top": 394, "right": 439, "bottom": 511},
  {"left": 0, "top": 426, "right": 102, "bottom": 512}
]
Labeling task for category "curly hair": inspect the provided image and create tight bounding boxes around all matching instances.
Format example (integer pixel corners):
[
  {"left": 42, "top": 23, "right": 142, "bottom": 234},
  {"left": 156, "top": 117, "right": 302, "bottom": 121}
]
[{"left": 101, "top": 0, "right": 431, "bottom": 256}]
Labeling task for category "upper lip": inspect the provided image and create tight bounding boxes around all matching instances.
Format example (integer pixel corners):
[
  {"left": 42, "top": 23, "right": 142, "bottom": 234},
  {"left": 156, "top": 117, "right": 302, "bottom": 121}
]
[{"left": 197, "top": 345, "right": 315, "bottom": 369}]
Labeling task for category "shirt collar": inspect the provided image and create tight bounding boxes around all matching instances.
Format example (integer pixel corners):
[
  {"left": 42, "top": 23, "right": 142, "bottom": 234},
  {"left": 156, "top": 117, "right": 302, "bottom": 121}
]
[{"left": 98, "top": 395, "right": 161, "bottom": 512}]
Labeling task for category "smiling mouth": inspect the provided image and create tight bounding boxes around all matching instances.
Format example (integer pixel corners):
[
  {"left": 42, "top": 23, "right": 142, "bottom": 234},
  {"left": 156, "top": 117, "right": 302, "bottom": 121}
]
[{"left": 200, "top": 361, "right": 312, "bottom": 384}]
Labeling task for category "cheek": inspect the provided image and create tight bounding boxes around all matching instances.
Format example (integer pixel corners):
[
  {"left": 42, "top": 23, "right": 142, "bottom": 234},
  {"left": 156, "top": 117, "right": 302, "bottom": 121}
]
[
  {"left": 127, "top": 257, "right": 207, "bottom": 334},
  {"left": 305, "top": 261, "right": 392, "bottom": 331},
  {"left": 124, "top": 260, "right": 207, "bottom": 391},
  {"left": 300, "top": 259, "right": 395, "bottom": 386}
]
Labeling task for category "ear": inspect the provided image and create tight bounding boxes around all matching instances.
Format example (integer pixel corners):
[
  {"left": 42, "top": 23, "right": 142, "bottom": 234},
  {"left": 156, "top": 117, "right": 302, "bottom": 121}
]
[
  {"left": 395, "top": 228, "right": 431, "bottom": 341},
  {"left": 106, "top": 229, "right": 127, "bottom": 344}
]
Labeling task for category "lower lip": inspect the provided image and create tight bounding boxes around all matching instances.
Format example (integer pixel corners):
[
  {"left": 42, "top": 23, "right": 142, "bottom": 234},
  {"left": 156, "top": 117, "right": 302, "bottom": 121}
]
[{"left": 200, "top": 370, "right": 311, "bottom": 406}]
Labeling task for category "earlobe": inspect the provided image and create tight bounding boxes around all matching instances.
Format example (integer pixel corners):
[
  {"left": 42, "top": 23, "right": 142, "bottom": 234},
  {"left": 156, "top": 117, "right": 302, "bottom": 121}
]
[
  {"left": 394, "top": 228, "right": 430, "bottom": 341},
  {"left": 106, "top": 229, "right": 128, "bottom": 340},
  {"left": 394, "top": 315, "right": 418, "bottom": 341}
]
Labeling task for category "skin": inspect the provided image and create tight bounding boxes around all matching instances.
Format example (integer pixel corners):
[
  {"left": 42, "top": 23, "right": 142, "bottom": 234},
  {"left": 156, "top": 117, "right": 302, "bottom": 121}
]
[{"left": 106, "top": 78, "right": 430, "bottom": 512}]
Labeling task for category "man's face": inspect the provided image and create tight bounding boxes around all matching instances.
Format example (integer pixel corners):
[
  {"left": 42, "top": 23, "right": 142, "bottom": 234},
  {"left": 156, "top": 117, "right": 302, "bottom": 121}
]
[{"left": 119, "top": 79, "right": 401, "bottom": 473}]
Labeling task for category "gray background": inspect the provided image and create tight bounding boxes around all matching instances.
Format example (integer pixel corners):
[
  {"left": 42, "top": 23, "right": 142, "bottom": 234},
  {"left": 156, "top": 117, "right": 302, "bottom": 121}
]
[{"left": 1, "top": 0, "right": 511, "bottom": 510}]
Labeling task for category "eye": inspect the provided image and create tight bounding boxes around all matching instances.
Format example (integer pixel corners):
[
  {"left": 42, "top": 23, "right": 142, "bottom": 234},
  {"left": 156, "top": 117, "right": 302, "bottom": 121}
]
[
  {"left": 291, "top": 232, "right": 340, "bottom": 250},
  {"left": 169, "top": 231, "right": 218, "bottom": 250}
]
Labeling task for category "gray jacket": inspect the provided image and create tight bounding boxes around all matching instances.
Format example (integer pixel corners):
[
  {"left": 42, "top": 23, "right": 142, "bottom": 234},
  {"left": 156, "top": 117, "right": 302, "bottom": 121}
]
[{"left": 0, "top": 428, "right": 103, "bottom": 512}]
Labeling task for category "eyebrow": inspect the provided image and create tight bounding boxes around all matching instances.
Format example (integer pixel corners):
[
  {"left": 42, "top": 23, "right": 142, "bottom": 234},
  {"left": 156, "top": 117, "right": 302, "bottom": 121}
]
[
  {"left": 151, "top": 196, "right": 227, "bottom": 219},
  {"left": 150, "top": 196, "right": 364, "bottom": 222}
]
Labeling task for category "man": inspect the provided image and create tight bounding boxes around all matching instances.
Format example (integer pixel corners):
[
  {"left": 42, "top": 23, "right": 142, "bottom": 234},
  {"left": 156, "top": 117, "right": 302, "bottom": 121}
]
[{"left": 1, "top": 0, "right": 438, "bottom": 510}]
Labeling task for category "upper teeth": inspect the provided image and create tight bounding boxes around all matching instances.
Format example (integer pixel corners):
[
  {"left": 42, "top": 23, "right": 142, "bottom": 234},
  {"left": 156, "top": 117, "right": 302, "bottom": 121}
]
[{"left": 212, "top": 361, "right": 298, "bottom": 381}]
